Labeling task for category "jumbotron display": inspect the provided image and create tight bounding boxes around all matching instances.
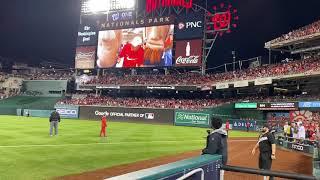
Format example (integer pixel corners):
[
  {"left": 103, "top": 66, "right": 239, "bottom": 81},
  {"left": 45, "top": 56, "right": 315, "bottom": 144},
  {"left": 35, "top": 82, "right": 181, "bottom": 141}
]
[{"left": 97, "top": 25, "right": 174, "bottom": 68}]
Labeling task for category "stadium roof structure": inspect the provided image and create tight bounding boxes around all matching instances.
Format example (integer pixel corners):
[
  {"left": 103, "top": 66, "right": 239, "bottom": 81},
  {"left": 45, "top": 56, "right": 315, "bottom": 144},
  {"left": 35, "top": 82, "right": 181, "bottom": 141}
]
[{"left": 264, "top": 20, "right": 320, "bottom": 55}]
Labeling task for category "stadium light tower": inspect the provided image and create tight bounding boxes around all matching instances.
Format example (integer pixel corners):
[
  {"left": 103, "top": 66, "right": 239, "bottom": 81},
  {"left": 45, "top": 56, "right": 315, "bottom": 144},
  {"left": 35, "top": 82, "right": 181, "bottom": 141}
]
[{"left": 86, "top": 0, "right": 135, "bottom": 14}]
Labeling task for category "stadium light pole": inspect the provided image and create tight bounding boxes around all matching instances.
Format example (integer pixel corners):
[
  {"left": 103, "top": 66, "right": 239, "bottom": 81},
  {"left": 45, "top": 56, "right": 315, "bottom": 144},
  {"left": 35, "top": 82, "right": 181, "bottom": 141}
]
[
  {"left": 232, "top": 51, "right": 236, "bottom": 71},
  {"left": 269, "top": 49, "right": 272, "bottom": 64}
]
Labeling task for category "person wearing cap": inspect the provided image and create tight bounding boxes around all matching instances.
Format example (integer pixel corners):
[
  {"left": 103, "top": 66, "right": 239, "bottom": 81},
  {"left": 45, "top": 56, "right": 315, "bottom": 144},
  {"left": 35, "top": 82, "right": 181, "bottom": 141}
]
[
  {"left": 119, "top": 36, "right": 144, "bottom": 68},
  {"left": 252, "top": 124, "right": 276, "bottom": 180},
  {"left": 202, "top": 117, "right": 228, "bottom": 179},
  {"left": 49, "top": 110, "right": 61, "bottom": 136}
]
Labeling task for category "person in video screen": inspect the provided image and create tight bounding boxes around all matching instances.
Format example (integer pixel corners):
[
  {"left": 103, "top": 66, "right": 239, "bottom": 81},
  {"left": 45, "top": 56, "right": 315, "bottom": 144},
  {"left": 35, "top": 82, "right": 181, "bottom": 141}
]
[
  {"left": 119, "top": 36, "right": 144, "bottom": 68},
  {"left": 96, "top": 25, "right": 173, "bottom": 68},
  {"left": 96, "top": 30, "right": 122, "bottom": 68},
  {"left": 144, "top": 25, "right": 173, "bottom": 66}
]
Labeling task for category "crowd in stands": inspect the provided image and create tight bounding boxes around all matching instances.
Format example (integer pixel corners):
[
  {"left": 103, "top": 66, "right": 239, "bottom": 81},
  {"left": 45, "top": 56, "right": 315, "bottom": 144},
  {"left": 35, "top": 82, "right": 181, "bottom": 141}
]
[
  {"left": 28, "top": 72, "right": 73, "bottom": 80},
  {"left": 21, "top": 91, "right": 43, "bottom": 96},
  {"left": 85, "top": 58, "right": 320, "bottom": 86},
  {"left": 282, "top": 119, "right": 320, "bottom": 144},
  {"left": 57, "top": 93, "right": 320, "bottom": 111},
  {"left": 267, "top": 20, "right": 320, "bottom": 45},
  {"left": 57, "top": 95, "right": 225, "bottom": 110}
]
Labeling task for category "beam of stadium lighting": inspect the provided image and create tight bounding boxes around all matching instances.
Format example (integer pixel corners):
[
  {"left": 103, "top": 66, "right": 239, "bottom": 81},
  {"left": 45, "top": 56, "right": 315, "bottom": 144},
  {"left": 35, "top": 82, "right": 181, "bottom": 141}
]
[
  {"left": 87, "top": 0, "right": 110, "bottom": 13},
  {"left": 86, "top": 0, "right": 135, "bottom": 14},
  {"left": 119, "top": 0, "right": 135, "bottom": 9}
]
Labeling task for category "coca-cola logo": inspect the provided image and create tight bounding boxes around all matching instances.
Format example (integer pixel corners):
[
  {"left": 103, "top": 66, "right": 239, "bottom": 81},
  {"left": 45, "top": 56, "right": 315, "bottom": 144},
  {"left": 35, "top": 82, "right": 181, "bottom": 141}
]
[
  {"left": 76, "top": 52, "right": 95, "bottom": 60},
  {"left": 176, "top": 56, "right": 199, "bottom": 64}
]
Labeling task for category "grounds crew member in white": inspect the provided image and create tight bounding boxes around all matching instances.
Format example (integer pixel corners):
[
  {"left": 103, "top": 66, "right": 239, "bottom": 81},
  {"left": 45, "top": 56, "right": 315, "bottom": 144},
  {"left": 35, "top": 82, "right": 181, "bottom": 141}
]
[
  {"left": 252, "top": 124, "right": 276, "bottom": 180},
  {"left": 49, "top": 110, "right": 61, "bottom": 136}
]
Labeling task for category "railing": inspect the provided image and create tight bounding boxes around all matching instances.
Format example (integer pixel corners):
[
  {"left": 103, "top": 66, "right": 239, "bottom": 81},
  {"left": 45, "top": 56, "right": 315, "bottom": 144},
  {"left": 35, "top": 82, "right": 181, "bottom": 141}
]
[
  {"left": 222, "top": 165, "right": 316, "bottom": 180},
  {"left": 176, "top": 168, "right": 204, "bottom": 180}
]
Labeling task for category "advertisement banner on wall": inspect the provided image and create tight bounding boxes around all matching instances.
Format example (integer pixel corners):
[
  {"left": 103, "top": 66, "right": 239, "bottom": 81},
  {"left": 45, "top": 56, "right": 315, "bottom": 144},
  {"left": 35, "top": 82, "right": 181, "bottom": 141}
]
[
  {"left": 233, "top": 80, "right": 249, "bottom": 88},
  {"left": 175, "top": 12, "right": 204, "bottom": 40},
  {"left": 287, "top": 142, "right": 312, "bottom": 154},
  {"left": 77, "top": 24, "right": 98, "bottom": 46},
  {"left": 258, "top": 102, "right": 298, "bottom": 110},
  {"left": 75, "top": 46, "right": 96, "bottom": 69},
  {"left": 234, "top": 103, "right": 257, "bottom": 109},
  {"left": 231, "top": 120, "right": 256, "bottom": 131},
  {"left": 254, "top": 78, "right": 272, "bottom": 86},
  {"left": 79, "top": 106, "right": 174, "bottom": 124},
  {"left": 56, "top": 108, "right": 79, "bottom": 119},
  {"left": 175, "top": 39, "right": 202, "bottom": 67},
  {"left": 299, "top": 101, "right": 320, "bottom": 108},
  {"left": 55, "top": 105, "right": 79, "bottom": 119},
  {"left": 215, "top": 83, "right": 229, "bottom": 89},
  {"left": 174, "top": 110, "right": 210, "bottom": 128}
]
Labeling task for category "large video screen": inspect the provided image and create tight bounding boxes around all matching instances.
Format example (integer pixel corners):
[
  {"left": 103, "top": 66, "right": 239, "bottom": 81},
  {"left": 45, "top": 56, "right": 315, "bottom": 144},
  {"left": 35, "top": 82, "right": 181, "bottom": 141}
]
[{"left": 96, "top": 24, "right": 174, "bottom": 68}]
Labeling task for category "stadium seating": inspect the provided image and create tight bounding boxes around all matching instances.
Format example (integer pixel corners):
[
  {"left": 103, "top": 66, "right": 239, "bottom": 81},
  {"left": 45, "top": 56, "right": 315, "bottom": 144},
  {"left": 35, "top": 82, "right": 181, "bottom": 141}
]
[
  {"left": 84, "top": 58, "right": 320, "bottom": 86},
  {"left": 22, "top": 80, "right": 68, "bottom": 97}
]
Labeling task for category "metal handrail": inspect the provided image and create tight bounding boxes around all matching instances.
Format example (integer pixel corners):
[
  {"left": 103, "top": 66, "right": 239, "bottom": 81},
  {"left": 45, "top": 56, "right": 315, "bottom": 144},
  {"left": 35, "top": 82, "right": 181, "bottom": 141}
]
[
  {"left": 176, "top": 168, "right": 204, "bottom": 180},
  {"left": 222, "top": 165, "right": 316, "bottom": 180}
]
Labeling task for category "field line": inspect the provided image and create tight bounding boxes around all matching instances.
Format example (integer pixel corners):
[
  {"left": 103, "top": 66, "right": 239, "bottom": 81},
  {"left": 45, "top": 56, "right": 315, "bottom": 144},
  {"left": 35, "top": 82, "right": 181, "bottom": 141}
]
[{"left": 0, "top": 139, "right": 256, "bottom": 148}]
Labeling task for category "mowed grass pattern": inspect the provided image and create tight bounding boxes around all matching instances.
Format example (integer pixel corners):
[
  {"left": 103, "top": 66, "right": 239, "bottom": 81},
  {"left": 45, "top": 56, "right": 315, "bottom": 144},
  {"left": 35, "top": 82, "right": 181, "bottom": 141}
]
[{"left": 0, "top": 116, "right": 258, "bottom": 180}]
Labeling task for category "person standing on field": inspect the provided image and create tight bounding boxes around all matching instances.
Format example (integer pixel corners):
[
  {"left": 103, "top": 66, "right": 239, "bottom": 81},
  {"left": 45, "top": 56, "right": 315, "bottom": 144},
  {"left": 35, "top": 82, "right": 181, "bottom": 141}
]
[
  {"left": 49, "top": 110, "right": 61, "bottom": 136},
  {"left": 252, "top": 124, "right": 276, "bottom": 180},
  {"left": 100, "top": 115, "right": 107, "bottom": 137}
]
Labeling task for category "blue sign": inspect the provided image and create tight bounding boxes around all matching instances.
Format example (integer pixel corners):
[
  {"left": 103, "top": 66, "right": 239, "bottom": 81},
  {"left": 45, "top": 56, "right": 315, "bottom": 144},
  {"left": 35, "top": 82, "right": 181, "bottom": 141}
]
[
  {"left": 56, "top": 108, "right": 79, "bottom": 118},
  {"left": 232, "top": 120, "right": 256, "bottom": 131},
  {"left": 299, "top": 101, "right": 320, "bottom": 108}
]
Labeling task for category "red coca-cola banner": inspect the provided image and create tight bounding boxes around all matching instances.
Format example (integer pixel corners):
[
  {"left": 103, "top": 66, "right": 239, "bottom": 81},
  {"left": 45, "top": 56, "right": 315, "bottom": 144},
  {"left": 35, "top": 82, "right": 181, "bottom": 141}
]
[
  {"left": 174, "top": 39, "right": 202, "bottom": 67},
  {"left": 75, "top": 46, "right": 96, "bottom": 69}
]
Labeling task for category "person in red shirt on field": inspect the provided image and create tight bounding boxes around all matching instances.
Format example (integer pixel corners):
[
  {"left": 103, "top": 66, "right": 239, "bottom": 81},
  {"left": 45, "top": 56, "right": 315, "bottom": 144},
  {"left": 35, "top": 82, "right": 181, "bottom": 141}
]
[
  {"left": 225, "top": 120, "right": 230, "bottom": 137},
  {"left": 246, "top": 119, "right": 250, "bottom": 132},
  {"left": 100, "top": 115, "right": 107, "bottom": 137}
]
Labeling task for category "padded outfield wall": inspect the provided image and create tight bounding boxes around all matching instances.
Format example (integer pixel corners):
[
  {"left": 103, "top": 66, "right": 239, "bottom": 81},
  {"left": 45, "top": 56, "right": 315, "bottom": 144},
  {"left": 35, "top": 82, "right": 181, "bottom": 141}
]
[{"left": 79, "top": 106, "right": 175, "bottom": 124}]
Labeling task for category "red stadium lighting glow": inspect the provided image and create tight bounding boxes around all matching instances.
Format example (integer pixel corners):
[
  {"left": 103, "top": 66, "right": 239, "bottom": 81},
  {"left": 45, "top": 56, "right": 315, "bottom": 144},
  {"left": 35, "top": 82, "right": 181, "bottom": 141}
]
[
  {"left": 146, "top": 0, "right": 193, "bottom": 13},
  {"left": 207, "top": 3, "right": 239, "bottom": 36}
]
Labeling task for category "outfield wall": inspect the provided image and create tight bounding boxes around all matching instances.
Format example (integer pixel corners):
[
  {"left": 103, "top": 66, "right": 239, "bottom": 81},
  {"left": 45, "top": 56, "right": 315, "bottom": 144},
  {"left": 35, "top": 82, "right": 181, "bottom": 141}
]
[{"left": 79, "top": 106, "right": 175, "bottom": 124}]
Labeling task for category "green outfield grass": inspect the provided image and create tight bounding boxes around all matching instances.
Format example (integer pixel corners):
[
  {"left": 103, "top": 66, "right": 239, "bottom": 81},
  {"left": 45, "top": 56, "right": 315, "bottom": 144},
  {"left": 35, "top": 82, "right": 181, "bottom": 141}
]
[{"left": 0, "top": 116, "right": 258, "bottom": 180}]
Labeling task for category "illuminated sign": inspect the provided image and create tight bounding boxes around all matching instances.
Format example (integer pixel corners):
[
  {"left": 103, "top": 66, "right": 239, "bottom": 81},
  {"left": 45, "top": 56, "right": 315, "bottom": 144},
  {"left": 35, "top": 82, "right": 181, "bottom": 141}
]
[
  {"left": 99, "top": 16, "right": 173, "bottom": 30},
  {"left": 82, "top": 0, "right": 136, "bottom": 14},
  {"left": 146, "top": 0, "right": 193, "bottom": 13},
  {"left": 207, "top": 3, "right": 239, "bottom": 36},
  {"left": 299, "top": 101, "right": 320, "bottom": 108},
  {"left": 257, "top": 102, "right": 298, "bottom": 110},
  {"left": 77, "top": 24, "right": 97, "bottom": 46},
  {"left": 212, "top": 11, "right": 231, "bottom": 31},
  {"left": 234, "top": 103, "right": 257, "bottom": 109}
]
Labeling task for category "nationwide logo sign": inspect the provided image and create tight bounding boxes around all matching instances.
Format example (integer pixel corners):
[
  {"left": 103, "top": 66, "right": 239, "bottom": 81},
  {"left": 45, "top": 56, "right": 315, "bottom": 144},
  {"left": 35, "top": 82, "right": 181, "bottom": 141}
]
[
  {"left": 175, "top": 112, "right": 209, "bottom": 125},
  {"left": 175, "top": 39, "right": 202, "bottom": 67},
  {"left": 75, "top": 46, "right": 96, "bottom": 69}
]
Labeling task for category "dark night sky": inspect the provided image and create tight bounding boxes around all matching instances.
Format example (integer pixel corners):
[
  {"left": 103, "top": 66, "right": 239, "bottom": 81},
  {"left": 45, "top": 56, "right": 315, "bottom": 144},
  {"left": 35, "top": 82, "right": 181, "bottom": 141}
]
[{"left": 0, "top": 0, "right": 320, "bottom": 68}]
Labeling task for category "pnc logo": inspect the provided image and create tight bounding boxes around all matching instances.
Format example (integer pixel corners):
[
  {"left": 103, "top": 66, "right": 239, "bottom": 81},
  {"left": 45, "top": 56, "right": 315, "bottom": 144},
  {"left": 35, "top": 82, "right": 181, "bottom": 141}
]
[{"left": 178, "top": 21, "right": 202, "bottom": 30}]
